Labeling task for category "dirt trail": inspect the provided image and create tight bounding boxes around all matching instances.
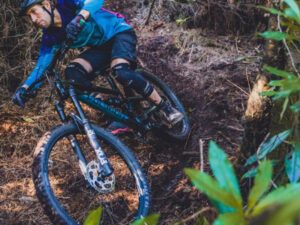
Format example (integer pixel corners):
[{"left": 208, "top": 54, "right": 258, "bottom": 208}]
[
  {"left": 132, "top": 23, "right": 262, "bottom": 222},
  {"left": 0, "top": 1, "right": 263, "bottom": 224}
]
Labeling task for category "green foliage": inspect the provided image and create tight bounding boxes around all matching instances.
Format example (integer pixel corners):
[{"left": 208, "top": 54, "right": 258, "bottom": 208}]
[
  {"left": 258, "top": 31, "right": 294, "bottom": 41},
  {"left": 258, "top": 0, "right": 300, "bottom": 185},
  {"left": 242, "top": 161, "right": 278, "bottom": 179},
  {"left": 283, "top": 0, "right": 300, "bottom": 22},
  {"left": 208, "top": 141, "right": 242, "bottom": 213},
  {"left": 22, "top": 116, "right": 35, "bottom": 123},
  {"left": 244, "top": 129, "right": 291, "bottom": 166},
  {"left": 195, "top": 215, "right": 210, "bottom": 225},
  {"left": 263, "top": 66, "right": 300, "bottom": 98},
  {"left": 247, "top": 161, "right": 272, "bottom": 212},
  {"left": 176, "top": 17, "right": 190, "bottom": 26},
  {"left": 84, "top": 208, "right": 160, "bottom": 225},
  {"left": 258, "top": 0, "right": 300, "bottom": 23},
  {"left": 261, "top": 66, "right": 300, "bottom": 118},
  {"left": 242, "top": 167, "right": 258, "bottom": 179},
  {"left": 256, "top": 6, "right": 284, "bottom": 16},
  {"left": 185, "top": 168, "right": 242, "bottom": 211},
  {"left": 213, "top": 212, "right": 245, "bottom": 225},
  {"left": 251, "top": 183, "right": 300, "bottom": 216},
  {"left": 285, "top": 145, "right": 300, "bottom": 183},
  {"left": 264, "top": 193, "right": 300, "bottom": 225},
  {"left": 185, "top": 141, "right": 300, "bottom": 225},
  {"left": 131, "top": 214, "right": 160, "bottom": 225},
  {"left": 290, "top": 101, "right": 300, "bottom": 113},
  {"left": 84, "top": 207, "right": 102, "bottom": 225}
]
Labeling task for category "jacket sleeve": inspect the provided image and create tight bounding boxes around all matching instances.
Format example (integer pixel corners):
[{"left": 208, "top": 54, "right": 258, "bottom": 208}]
[
  {"left": 73, "top": 0, "right": 104, "bottom": 15},
  {"left": 23, "top": 44, "right": 57, "bottom": 89}
]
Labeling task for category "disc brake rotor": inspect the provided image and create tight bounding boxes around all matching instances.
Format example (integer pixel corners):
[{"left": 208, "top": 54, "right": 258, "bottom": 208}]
[{"left": 86, "top": 161, "right": 115, "bottom": 193}]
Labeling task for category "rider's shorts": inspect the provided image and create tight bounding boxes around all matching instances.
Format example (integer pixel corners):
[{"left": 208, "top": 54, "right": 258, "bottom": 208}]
[{"left": 78, "top": 28, "right": 137, "bottom": 77}]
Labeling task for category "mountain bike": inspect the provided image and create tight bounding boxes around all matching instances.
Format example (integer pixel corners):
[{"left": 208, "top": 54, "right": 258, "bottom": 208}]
[{"left": 26, "top": 40, "right": 190, "bottom": 224}]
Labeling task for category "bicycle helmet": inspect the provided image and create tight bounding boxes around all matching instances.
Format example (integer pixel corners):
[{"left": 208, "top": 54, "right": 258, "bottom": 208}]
[{"left": 19, "top": 0, "right": 44, "bottom": 16}]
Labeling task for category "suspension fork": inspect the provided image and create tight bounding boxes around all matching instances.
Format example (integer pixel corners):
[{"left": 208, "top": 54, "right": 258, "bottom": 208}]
[
  {"left": 68, "top": 87, "right": 113, "bottom": 177},
  {"left": 55, "top": 101, "right": 89, "bottom": 179}
]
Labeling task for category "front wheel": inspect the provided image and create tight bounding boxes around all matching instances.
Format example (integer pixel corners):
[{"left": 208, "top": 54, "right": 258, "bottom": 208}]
[
  {"left": 136, "top": 69, "right": 190, "bottom": 141},
  {"left": 32, "top": 122, "right": 150, "bottom": 225}
]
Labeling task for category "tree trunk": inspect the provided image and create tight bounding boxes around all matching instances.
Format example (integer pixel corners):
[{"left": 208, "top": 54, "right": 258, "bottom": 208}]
[
  {"left": 239, "top": 10, "right": 285, "bottom": 164},
  {"left": 237, "top": 0, "right": 286, "bottom": 187}
]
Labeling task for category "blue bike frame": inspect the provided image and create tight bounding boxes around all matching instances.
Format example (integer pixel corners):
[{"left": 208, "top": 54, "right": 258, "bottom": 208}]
[{"left": 77, "top": 93, "right": 145, "bottom": 132}]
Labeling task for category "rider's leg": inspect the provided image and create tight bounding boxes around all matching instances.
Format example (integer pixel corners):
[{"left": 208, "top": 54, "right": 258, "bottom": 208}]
[
  {"left": 111, "top": 58, "right": 161, "bottom": 105},
  {"left": 65, "top": 46, "right": 111, "bottom": 90},
  {"left": 111, "top": 59, "right": 184, "bottom": 125},
  {"left": 64, "top": 60, "right": 92, "bottom": 89}
]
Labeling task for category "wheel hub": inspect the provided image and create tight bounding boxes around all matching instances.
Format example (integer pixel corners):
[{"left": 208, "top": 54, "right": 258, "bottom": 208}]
[{"left": 86, "top": 161, "right": 115, "bottom": 193}]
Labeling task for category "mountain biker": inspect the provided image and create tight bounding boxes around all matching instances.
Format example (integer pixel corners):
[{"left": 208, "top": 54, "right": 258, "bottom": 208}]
[{"left": 12, "top": 0, "right": 184, "bottom": 133}]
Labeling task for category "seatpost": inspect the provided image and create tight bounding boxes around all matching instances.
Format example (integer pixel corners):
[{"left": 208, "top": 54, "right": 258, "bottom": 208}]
[{"left": 68, "top": 87, "right": 113, "bottom": 177}]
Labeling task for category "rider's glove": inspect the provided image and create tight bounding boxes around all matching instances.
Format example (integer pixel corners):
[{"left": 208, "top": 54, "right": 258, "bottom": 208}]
[
  {"left": 66, "top": 14, "right": 86, "bottom": 40},
  {"left": 12, "top": 86, "right": 28, "bottom": 107}
]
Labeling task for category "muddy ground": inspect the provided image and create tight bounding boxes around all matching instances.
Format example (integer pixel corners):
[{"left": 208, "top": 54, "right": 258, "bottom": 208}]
[{"left": 0, "top": 1, "right": 263, "bottom": 224}]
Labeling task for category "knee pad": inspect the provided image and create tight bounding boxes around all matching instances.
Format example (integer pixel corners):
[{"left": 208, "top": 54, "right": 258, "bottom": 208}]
[
  {"left": 111, "top": 63, "right": 153, "bottom": 97},
  {"left": 65, "top": 62, "right": 92, "bottom": 89}
]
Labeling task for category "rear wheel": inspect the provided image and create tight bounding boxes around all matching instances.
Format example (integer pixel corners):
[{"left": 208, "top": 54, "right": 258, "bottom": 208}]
[
  {"left": 32, "top": 122, "right": 150, "bottom": 225},
  {"left": 136, "top": 68, "right": 190, "bottom": 141}
]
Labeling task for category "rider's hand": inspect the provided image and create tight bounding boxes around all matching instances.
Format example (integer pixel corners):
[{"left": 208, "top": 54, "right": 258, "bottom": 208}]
[
  {"left": 12, "top": 86, "right": 28, "bottom": 107},
  {"left": 66, "top": 14, "right": 86, "bottom": 40}
]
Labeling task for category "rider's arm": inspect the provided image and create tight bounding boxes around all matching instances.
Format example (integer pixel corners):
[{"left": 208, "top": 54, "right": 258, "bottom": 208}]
[
  {"left": 72, "top": 0, "right": 105, "bottom": 20},
  {"left": 23, "top": 44, "right": 57, "bottom": 89}
]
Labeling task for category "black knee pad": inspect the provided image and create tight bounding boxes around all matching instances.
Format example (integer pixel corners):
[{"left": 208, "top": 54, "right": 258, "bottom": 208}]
[
  {"left": 111, "top": 63, "right": 153, "bottom": 97},
  {"left": 65, "top": 62, "right": 92, "bottom": 89}
]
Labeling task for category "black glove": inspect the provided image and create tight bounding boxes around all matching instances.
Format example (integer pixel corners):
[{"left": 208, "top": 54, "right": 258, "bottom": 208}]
[
  {"left": 66, "top": 14, "right": 86, "bottom": 40},
  {"left": 12, "top": 87, "right": 28, "bottom": 107}
]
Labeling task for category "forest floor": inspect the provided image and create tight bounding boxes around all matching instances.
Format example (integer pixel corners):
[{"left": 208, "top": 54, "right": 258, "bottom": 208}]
[{"left": 0, "top": 1, "right": 263, "bottom": 224}]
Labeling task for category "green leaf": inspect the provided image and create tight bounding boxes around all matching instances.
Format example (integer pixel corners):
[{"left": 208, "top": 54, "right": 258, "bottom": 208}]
[
  {"left": 84, "top": 207, "right": 102, "bottom": 225},
  {"left": 259, "top": 31, "right": 291, "bottom": 41},
  {"left": 208, "top": 141, "right": 242, "bottom": 203},
  {"left": 269, "top": 80, "right": 285, "bottom": 86},
  {"left": 264, "top": 193, "right": 300, "bottom": 225},
  {"left": 213, "top": 212, "right": 245, "bottom": 225},
  {"left": 257, "top": 6, "right": 284, "bottom": 16},
  {"left": 247, "top": 161, "right": 272, "bottom": 212},
  {"left": 195, "top": 215, "right": 210, "bottom": 225},
  {"left": 285, "top": 149, "right": 300, "bottom": 183},
  {"left": 251, "top": 183, "right": 300, "bottom": 216},
  {"left": 22, "top": 116, "right": 35, "bottom": 123},
  {"left": 280, "top": 97, "right": 289, "bottom": 119},
  {"left": 245, "top": 130, "right": 291, "bottom": 166},
  {"left": 290, "top": 101, "right": 300, "bottom": 113},
  {"left": 131, "top": 213, "right": 160, "bottom": 225},
  {"left": 284, "top": 8, "right": 300, "bottom": 21},
  {"left": 210, "top": 199, "right": 236, "bottom": 214},
  {"left": 185, "top": 168, "right": 242, "bottom": 210},
  {"left": 260, "top": 90, "right": 278, "bottom": 97},
  {"left": 176, "top": 17, "right": 190, "bottom": 25},
  {"left": 272, "top": 90, "right": 292, "bottom": 100},
  {"left": 284, "top": 0, "right": 300, "bottom": 21},
  {"left": 264, "top": 66, "right": 296, "bottom": 79},
  {"left": 243, "top": 161, "right": 278, "bottom": 179},
  {"left": 242, "top": 167, "right": 258, "bottom": 179}
]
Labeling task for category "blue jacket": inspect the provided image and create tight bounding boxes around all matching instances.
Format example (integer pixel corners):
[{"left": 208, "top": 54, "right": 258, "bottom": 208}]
[{"left": 24, "top": 0, "right": 131, "bottom": 88}]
